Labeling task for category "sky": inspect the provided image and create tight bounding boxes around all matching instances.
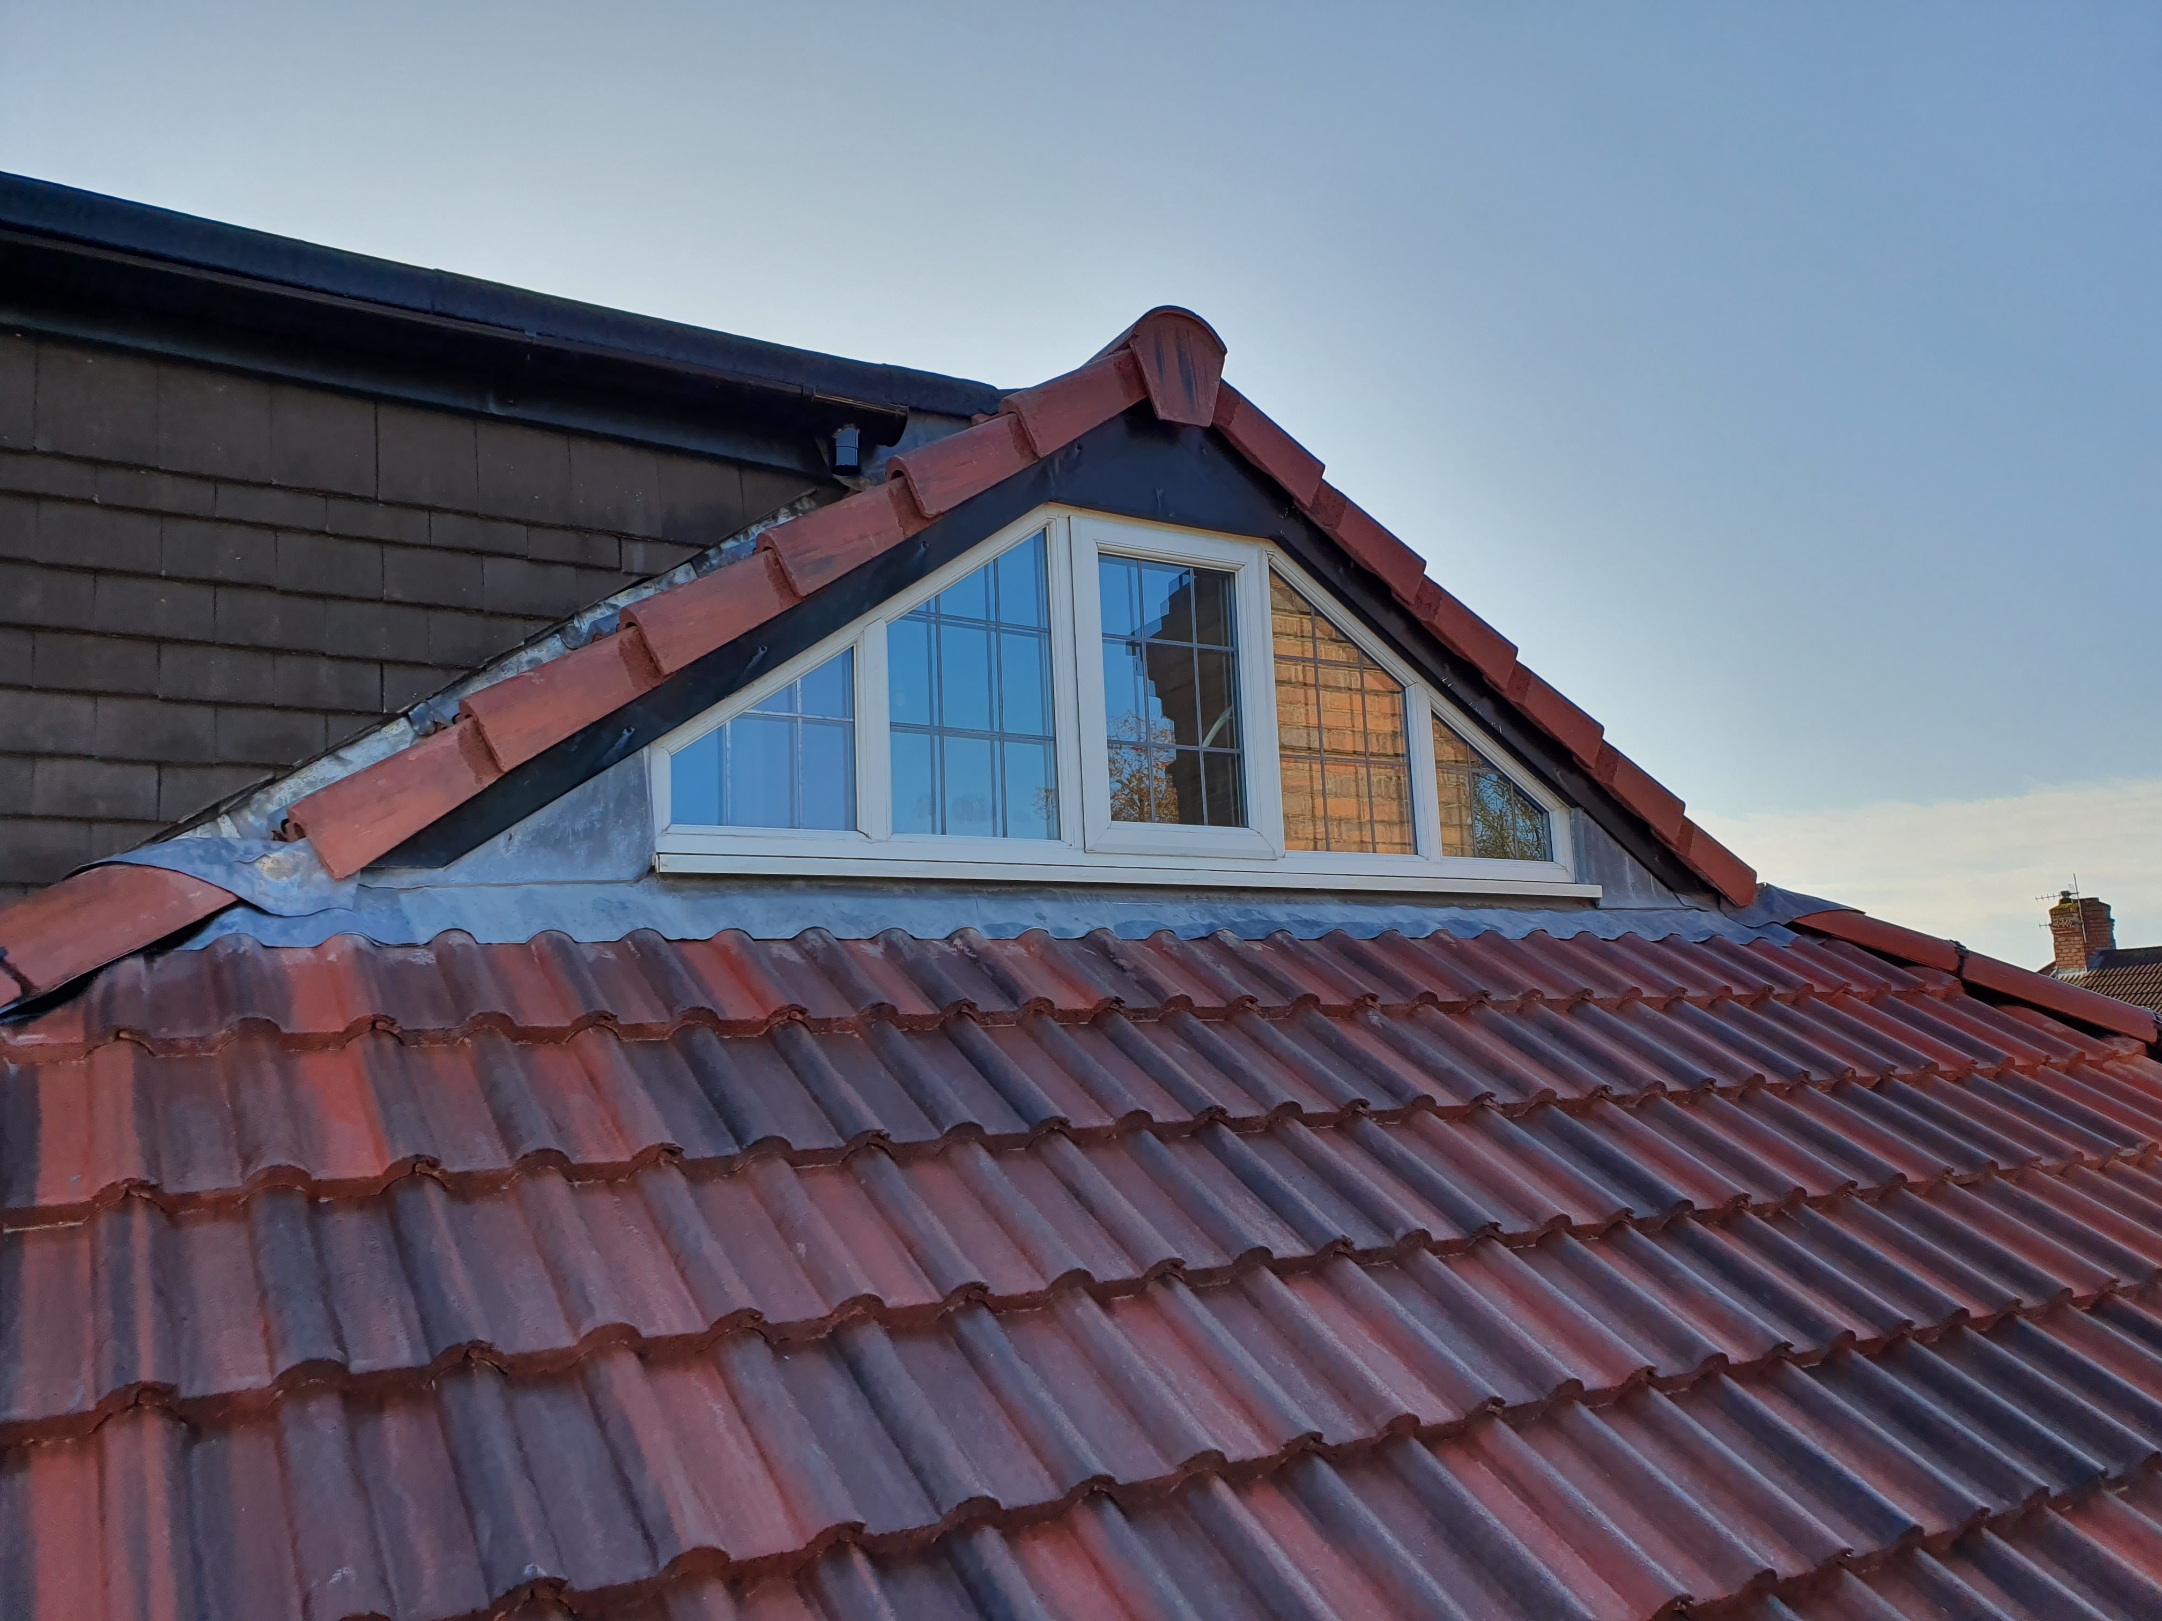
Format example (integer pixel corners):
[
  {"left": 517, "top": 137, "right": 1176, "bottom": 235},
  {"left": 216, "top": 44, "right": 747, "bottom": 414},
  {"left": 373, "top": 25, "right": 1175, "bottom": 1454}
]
[{"left": 3, "top": 3, "right": 2156, "bottom": 962}]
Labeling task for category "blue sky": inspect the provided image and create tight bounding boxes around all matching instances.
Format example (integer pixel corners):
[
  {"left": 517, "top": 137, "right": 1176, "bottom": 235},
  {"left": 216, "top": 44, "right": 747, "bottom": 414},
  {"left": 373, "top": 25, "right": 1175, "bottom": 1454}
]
[{"left": 4, "top": 3, "right": 2156, "bottom": 959}]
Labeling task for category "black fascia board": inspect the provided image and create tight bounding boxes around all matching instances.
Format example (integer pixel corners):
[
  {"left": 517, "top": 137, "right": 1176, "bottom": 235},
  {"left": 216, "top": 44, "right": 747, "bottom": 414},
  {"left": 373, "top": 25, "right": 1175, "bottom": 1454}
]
[
  {"left": 0, "top": 171, "right": 1004, "bottom": 473},
  {"left": 388, "top": 407, "right": 1714, "bottom": 902}
]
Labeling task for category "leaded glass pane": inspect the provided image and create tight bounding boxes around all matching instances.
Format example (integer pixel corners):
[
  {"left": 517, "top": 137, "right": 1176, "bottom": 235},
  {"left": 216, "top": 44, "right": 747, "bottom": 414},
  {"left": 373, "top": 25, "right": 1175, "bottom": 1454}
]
[
  {"left": 1101, "top": 555, "right": 1245, "bottom": 826},
  {"left": 670, "top": 649, "right": 856, "bottom": 830},
  {"left": 889, "top": 531, "right": 1059, "bottom": 838},
  {"left": 1432, "top": 713, "right": 1553, "bottom": 860},
  {"left": 1271, "top": 575, "right": 1413, "bottom": 854}
]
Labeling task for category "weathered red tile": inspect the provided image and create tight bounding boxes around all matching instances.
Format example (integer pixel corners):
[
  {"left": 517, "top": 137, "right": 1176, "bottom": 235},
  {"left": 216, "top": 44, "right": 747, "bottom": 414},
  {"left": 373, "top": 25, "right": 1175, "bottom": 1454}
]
[{"left": 290, "top": 716, "right": 501, "bottom": 880}]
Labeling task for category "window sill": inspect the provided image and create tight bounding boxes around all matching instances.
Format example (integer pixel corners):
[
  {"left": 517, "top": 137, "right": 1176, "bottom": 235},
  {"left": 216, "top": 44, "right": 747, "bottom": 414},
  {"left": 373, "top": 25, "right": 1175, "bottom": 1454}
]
[{"left": 653, "top": 843, "right": 1599, "bottom": 899}]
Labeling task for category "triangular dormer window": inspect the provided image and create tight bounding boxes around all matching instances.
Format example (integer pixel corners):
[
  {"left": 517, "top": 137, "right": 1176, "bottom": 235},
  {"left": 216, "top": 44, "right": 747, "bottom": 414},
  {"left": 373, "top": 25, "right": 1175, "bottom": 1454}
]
[{"left": 653, "top": 506, "right": 1575, "bottom": 895}]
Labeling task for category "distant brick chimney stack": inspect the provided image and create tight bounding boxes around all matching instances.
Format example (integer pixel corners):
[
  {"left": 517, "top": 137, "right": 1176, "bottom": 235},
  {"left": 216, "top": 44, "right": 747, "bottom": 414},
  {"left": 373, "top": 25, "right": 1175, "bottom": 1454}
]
[{"left": 2050, "top": 891, "right": 2116, "bottom": 974}]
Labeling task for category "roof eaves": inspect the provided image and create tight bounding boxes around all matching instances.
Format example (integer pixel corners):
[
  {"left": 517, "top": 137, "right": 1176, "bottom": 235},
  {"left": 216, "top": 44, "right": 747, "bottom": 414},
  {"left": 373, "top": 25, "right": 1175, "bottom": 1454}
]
[
  {"left": 0, "top": 170, "right": 1006, "bottom": 424},
  {"left": 0, "top": 305, "right": 1760, "bottom": 1011},
  {"left": 1791, "top": 906, "right": 2161, "bottom": 1046}
]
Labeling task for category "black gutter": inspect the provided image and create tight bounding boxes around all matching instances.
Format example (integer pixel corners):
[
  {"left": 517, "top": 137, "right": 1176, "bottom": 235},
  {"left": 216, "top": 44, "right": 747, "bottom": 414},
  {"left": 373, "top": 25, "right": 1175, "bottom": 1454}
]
[{"left": 0, "top": 172, "right": 1004, "bottom": 473}]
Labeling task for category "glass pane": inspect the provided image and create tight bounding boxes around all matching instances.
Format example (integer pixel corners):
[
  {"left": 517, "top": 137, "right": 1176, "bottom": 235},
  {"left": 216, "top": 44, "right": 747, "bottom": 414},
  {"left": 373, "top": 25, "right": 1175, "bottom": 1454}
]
[
  {"left": 1145, "top": 642, "right": 1202, "bottom": 747},
  {"left": 725, "top": 715, "right": 795, "bottom": 828},
  {"left": 798, "top": 655, "right": 853, "bottom": 719},
  {"left": 1108, "top": 744, "right": 1161, "bottom": 823},
  {"left": 942, "top": 734, "right": 998, "bottom": 837},
  {"left": 1271, "top": 574, "right": 1408, "bottom": 852},
  {"left": 1163, "top": 749, "right": 1204, "bottom": 825},
  {"left": 995, "top": 540, "right": 1047, "bottom": 628},
  {"left": 1433, "top": 713, "right": 1551, "bottom": 861},
  {"left": 1200, "top": 750, "right": 1244, "bottom": 827},
  {"left": 670, "top": 648, "right": 857, "bottom": 831},
  {"left": 1371, "top": 764, "right": 1415, "bottom": 855},
  {"left": 891, "top": 531, "right": 1059, "bottom": 838},
  {"left": 937, "top": 621, "right": 995, "bottom": 731},
  {"left": 1323, "top": 758, "right": 1368, "bottom": 851},
  {"left": 1196, "top": 650, "right": 1238, "bottom": 749},
  {"left": 1104, "top": 639, "right": 1150, "bottom": 745},
  {"left": 1137, "top": 562, "right": 1192, "bottom": 642},
  {"left": 1280, "top": 753, "right": 1321, "bottom": 849},
  {"left": 1191, "top": 569, "right": 1235, "bottom": 647},
  {"left": 998, "top": 630, "right": 1050, "bottom": 736},
  {"left": 892, "top": 729, "right": 936, "bottom": 834},
  {"left": 1100, "top": 553, "right": 1245, "bottom": 827},
  {"left": 1002, "top": 741, "right": 1059, "bottom": 840},
  {"left": 799, "top": 722, "right": 855, "bottom": 830},
  {"left": 888, "top": 616, "right": 933, "bottom": 727},
  {"left": 1099, "top": 555, "right": 1137, "bottom": 637},
  {"left": 936, "top": 562, "right": 990, "bottom": 622},
  {"left": 671, "top": 730, "right": 722, "bottom": 826}
]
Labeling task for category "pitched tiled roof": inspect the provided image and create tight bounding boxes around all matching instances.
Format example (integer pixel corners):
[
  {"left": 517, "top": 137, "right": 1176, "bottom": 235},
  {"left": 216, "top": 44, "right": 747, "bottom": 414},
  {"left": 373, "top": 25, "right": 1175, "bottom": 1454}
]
[
  {"left": 2054, "top": 948, "right": 2162, "bottom": 1018},
  {"left": 0, "top": 307, "right": 1762, "bottom": 1012},
  {"left": 7, "top": 916, "right": 2162, "bottom": 1616}
]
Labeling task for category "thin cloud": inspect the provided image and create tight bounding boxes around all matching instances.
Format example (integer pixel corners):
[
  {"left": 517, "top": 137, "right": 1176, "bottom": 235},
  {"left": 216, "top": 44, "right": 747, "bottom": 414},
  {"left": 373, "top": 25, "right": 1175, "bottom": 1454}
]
[{"left": 1697, "top": 778, "right": 2162, "bottom": 966}]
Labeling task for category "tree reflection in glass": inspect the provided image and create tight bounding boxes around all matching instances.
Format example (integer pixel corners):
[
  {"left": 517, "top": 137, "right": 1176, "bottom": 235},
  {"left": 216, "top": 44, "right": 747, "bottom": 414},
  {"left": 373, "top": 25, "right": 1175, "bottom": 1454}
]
[{"left": 1099, "top": 555, "right": 1243, "bottom": 826}]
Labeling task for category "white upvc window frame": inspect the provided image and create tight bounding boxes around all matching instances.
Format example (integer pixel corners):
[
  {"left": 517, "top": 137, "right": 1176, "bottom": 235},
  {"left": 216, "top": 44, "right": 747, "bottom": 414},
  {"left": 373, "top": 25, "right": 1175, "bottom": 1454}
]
[{"left": 650, "top": 504, "right": 1590, "bottom": 898}]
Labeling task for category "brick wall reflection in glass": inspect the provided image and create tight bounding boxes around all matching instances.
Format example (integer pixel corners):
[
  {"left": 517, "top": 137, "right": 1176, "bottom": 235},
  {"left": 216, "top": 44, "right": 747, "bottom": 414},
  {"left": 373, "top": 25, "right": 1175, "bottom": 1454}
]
[
  {"left": 1271, "top": 574, "right": 1414, "bottom": 854},
  {"left": 670, "top": 650, "right": 856, "bottom": 829},
  {"left": 890, "top": 531, "right": 1058, "bottom": 838},
  {"left": 1100, "top": 554, "right": 1244, "bottom": 826},
  {"left": 1432, "top": 713, "right": 1552, "bottom": 859}
]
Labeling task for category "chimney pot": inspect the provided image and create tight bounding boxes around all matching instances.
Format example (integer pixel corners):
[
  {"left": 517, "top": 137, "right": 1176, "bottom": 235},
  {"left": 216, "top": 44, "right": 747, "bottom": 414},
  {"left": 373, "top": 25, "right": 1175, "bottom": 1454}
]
[{"left": 2049, "top": 893, "right": 2116, "bottom": 975}]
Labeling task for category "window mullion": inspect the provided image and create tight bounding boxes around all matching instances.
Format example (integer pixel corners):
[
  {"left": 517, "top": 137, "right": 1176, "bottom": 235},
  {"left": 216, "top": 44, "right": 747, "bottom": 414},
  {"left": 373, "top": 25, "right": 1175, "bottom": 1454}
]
[{"left": 858, "top": 621, "right": 892, "bottom": 842}]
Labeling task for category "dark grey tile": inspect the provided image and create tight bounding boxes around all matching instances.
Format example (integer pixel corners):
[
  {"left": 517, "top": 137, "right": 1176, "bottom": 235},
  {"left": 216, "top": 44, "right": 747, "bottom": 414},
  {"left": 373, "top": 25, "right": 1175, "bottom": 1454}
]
[
  {"left": 270, "top": 382, "right": 376, "bottom": 496},
  {"left": 157, "top": 365, "right": 273, "bottom": 481},
  {"left": 34, "top": 342, "right": 158, "bottom": 464}
]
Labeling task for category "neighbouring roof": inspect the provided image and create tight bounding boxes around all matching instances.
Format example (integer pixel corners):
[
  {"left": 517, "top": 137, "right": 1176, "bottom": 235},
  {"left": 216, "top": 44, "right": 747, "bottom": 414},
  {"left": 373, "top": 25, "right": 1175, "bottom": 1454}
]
[
  {"left": 2052, "top": 945, "right": 2162, "bottom": 1017},
  {"left": 0, "top": 170, "right": 1002, "bottom": 469},
  {"left": 6, "top": 911, "right": 2162, "bottom": 1618}
]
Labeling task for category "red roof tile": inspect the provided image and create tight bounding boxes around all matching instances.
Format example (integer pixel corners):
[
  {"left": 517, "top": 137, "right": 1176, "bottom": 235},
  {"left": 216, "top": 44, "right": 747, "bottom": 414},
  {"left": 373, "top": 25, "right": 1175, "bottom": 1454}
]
[
  {"left": 997, "top": 349, "right": 1147, "bottom": 458},
  {"left": 0, "top": 863, "right": 231, "bottom": 1004},
  {"left": 461, "top": 629, "right": 663, "bottom": 773},
  {"left": 620, "top": 545, "right": 798, "bottom": 676},
  {"left": 3, "top": 920, "right": 2162, "bottom": 1616},
  {"left": 1212, "top": 384, "right": 1326, "bottom": 508},
  {"left": 1108, "top": 305, "right": 1226, "bottom": 426},
  {"left": 889, "top": 412, "right": 1034, "bottom": 520},
  {"left": 288, "top": 715, "right": 503, "bottom": 881},
  {"left": 1794, "top": 907, "right": 2162, "bottom": 1047}
]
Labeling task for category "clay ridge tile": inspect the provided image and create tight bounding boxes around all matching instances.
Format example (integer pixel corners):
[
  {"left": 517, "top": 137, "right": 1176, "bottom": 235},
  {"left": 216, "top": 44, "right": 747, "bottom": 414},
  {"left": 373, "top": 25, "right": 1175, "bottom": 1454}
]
[
  {"left": 1506, "top": 667, "right": 1605, "bottom": 770},
  {"left": 1961, "top": 949, "right": 2160, "bottom": 1046},
  {"left": 0, "top": 866, "right": 233, "bottom": 1008},
  {"left": 461, "top": 629, "right": 663, "bottom": 774},
  {"left": 1593, "top": 745, "right": 1688, "bottom": 846},
  {"left": 1000, "top": 351, "right": 1148, "bottom": 457},
  {"left": 289, "top": 717, "right": 501, "bottom": 881},
  {"left": 889, "top": 412, "right": 1035, "bottom": 519},
  {"left": 621, "top": 548, "right": 798, "bottom": 677},
  {"left": 1792, "top": 907, "right": 2160, "bottom": 1047},
  {"left": 1212, "top": 384, "right": 1324, "bottom": 508},
  {"left": 1410, "top": 578, "right": 1519, "bottom": 691},
  {"left": 1097, "top": 306, "right": 1226, "bottom": 427},
  {"left": 1674, "top": 821, "right": 1757, "bottom": 909},
  {"left": 764, "top": 479, "right": 925, "bottom": 598}
]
